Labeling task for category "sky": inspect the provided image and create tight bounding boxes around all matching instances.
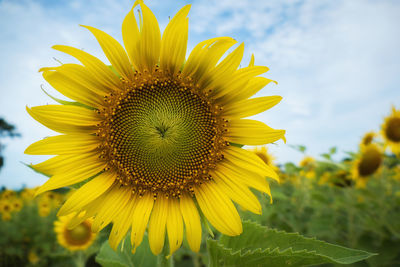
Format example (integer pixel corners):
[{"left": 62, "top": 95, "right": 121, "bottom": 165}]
[{"left": 0, "top": 0, "right": 400, "bottom": 189}]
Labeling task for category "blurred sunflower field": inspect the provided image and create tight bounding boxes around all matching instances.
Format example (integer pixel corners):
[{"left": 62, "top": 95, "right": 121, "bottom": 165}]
[{"left": 1, "top": 106, "right": 400, "bottom": 266}]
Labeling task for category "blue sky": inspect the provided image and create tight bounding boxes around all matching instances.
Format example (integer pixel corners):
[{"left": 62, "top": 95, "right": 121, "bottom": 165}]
[{"left": 0, "top": 0, "right": 400, "bottom": 189}]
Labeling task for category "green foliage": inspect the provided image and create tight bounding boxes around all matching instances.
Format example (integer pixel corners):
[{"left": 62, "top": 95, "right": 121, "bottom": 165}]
[
  {"left": 289, "top": 145, "right": 307, "bottom": 153},
  {"left": 207, "top": 221, "right": 374, "bottom": 267},
  {"left": 0, "top": 118, "right": 20, "bottom": 137},
  {"left": 96, "top": 234, "right": 157, "bottom": 267},
  {"left": 0, "top": 117, "right": 20, "bottom": 171}
]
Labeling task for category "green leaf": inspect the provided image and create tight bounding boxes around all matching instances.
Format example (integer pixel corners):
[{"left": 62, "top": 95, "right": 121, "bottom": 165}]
[
  {"left": 329, "top": 146, "right": 337, "bottom": 155},
  {"left": 95, "top": 233, "right": 157, "bottom": 267},
  {"left": 289, "top": 145, "right": 306, "bottom": 153},
  {"left": 321, "top": 153, "right": 332, "bottom": 160},
  {"left": 207, "top": 221, "right": 376, "bottom": 267}
]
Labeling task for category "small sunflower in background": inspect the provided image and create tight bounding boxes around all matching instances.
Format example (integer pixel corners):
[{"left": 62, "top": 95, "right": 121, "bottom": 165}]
[
  {"left": 11, "top": 198, "right": 23, "bottom": 212},
  {"left": 249, "top": 146, "right": 279, "bottom": 172},
  {"left": 0, "top": 200, "right": 13, "bottom": 221},
  {"left": 21, "top": 187, "right": 37, "bottom": 201},
  {"left": 381, "top": 106, "right": 400, "bottom": 156},
  {"left": 25, "top": 0, "right": 285, "bottom": 256},
  {"left": 360, "top": 131, "right": 376, "bottom": 147},
  {"left": 393, "top": 166, "right": 400, "bottom": 182},
  {"left": 299, "top": 156, "right": 316, "bottom": 179},
  {"left": 318, "top": 172, "right": 331, "bottom": 185},
  {"left": 38, "top": 199, "right": 51, "bottom": 217},
  {"left": 28, "top": 250, "right": 40, "bottom": 265},
  {"left": 0, "top": 189, "right": 16, "bottom": 200},
  {"left": 54, "top": 214, "right": 97, "bottom": 251},
  {"left": 352, "top": 143, "right": 383, "bottom": 188},
  {"left": 331, "top": 170, "right": 353, "bottom": 188}
]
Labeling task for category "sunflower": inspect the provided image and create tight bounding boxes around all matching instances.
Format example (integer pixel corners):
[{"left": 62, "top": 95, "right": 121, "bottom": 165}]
[
  {"left": 21, "top": 188, "right": 37, "bottom": 201},
  {"left": 28, "top": 250, "right": 40, "bottom": 265},
  {"left": 381, "top": 106, "right": 400, "bottom": 156},
  {"left": 299, "top": 156, "right": 315, "bottom": 168},
  {"left": 12, "top": 198, "right": 23, "bottom": 212},
  {"left": 0, "top": 189, "right": 15, "bottom": 200},
  {"left": 26, "top": 0, "right": 285, "bottom": 255},
  {"left": 0, "top": 200, "right": 13, "bottom": 221},
  {"left": 331, "top": 170, "right": 353, "bottom": 188},
  {"left": 38, "top": 199, "right": 51, "bottom": 217},
  {"left": 360, "top": 132, "right": 376, "bottom": 147},
  {"left": 249, "top": 146, "right": 279, "bottom": 172},
  {"left": 54, "top": 214, "right": 97, "bottom": 251},
  {"left": 352, "top": 143, "right": 383, "bottom": 188},
  {"left": 299, "top": 156, "right": 316, "bottom": 179}
]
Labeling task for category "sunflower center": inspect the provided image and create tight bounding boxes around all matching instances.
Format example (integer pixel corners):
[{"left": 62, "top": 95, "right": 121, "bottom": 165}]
[
  {"left": 64, "top": 222, "right": 92, "bottom": 246},
  {"left": 386, "top": 117, "right": 400, "bottom": 142},
  {"left": 98, "top": 73, "right": 227, "bottom": 198},
  {"left": 358, "top": 146, "right": 382, "bottom": 177}
]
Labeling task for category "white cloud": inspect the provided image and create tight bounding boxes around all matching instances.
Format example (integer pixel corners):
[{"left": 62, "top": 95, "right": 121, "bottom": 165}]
[{"left": 190, "top": 0, "right": 400, "bottom": 163}]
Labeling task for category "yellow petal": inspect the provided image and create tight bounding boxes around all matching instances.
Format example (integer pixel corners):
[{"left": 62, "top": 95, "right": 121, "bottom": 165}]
[
  {"left": 211, "top": 169, "right": 261, "bottom": 214},
  {"left": 137, "top": 1, "right": 161, "bottom": 72},
  {"left": 81, "top": 25, "right": 134, "bottom": 81},
  {"left": 35, "top": 154, "right": 106, "bottom": 195},
  {"left": 160, "top": 5, "right": 191, "bottom": 75},
  {"left": 180, "top": 193, "right": 201, "bottom": 252},
  {"left": 27, "top": 105, "right": 101, "bottom": 134},
  {"left": 67, "top": 200, "right": 102, "bottom": 229},
  {"left": 213, "top": 66, "right": 269, "bottom": 101},
  {"left": 231, "top": 77, "right": 277, "bottom": 103},
  {"left": 183, "top": 37, "right": 237, "bottom": 82},
  {"left": 195, "top": 181, "right": 242, "bottom": 236},
  {"left": 39, "top": 64, "right": 112, "bottom": 95},
  {"left": 166, "top": 198, "right": 183, "bottom": 255},
  {"left": 42, "top": 68, "right": 104, "bottom": 108},
  {"left": 109, "top": 194, "right": 138, "bottom": 250},
  {"left": 58, "top": 171, "right": 116, "bottom": 216},
  {"left": 31, "top": 154, "right": 89, "bottom": 176},
  {"left": 148, "top": 195, "right": 168, "bottom": 255},
  {"left": 248, "top": 54, "right": 255, "bottom": 67},
  {"left": 91, "top": 185, "right": 132, "bottom": 232},
  {"left": 223, "top": 146, "right": 279, "bottom": 182},
  {"left": 219, "top": 161, "right": 272, "bottom": 200},
  {"left": 223, "top": 96, "right": 282, "bottom": 118},
  {"left": 201, "top": 43, "right": 244, "bottom": 92},
  {"left": 25, "top": 134, "right": 99, "bottom": 155},
  {"left": 226, "top": 119, "right": 285, "bottom": 145},
  {"left": 131, "top": 193, "right": 154, "bottom": 252},
  {"left": 52, "top": 45, "right": 122, "bottom": 90},
  {"left": 122, "top": 7, "right": 141, "bottom": 71}
]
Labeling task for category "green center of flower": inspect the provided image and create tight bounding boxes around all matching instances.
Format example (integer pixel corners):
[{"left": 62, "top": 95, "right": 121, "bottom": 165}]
[
  {"left": 358, "top": 146, "right": 382, "bottom": 177},
  {"left": 99, "top": 74, "right": 227, "bottom": 198},
  {"left": 64, "top": 222, "right": 91, "bottom": 246},
  {"left": 386, "top": 117, "right": 400, "bottom": 142}
]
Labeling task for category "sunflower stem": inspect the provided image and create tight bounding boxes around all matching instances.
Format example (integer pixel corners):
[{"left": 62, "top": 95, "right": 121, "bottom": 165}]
[
  {"left": 157, "top": 242, "right": 174, "bottom": 267},
  {"left": 73, "top": 251, "right": 86, "bottom": 267}
]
